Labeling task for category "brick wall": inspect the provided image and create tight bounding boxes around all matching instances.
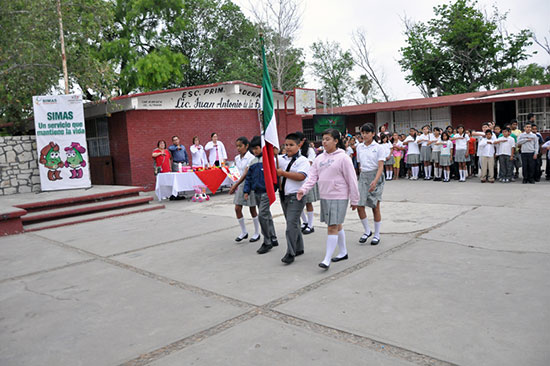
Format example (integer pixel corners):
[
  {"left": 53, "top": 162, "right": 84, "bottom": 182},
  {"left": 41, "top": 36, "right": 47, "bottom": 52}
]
[
  {"left": 115, "top": 108, "right": 302, "bottom": 190},
  {"left": 0, "top": 136, "right": 40, "bottom": 195},
  {"left": 451, "top": 103, "right": 493, "bottom": 131}
]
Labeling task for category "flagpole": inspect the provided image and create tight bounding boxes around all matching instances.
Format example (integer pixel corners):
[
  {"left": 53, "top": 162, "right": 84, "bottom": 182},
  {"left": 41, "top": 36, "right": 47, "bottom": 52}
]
[{"left": 56, "top": 0, "right": 69, "bottom": 94}]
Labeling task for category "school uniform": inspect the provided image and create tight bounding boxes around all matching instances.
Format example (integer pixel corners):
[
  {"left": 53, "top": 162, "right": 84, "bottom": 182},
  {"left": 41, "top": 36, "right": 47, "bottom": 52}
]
[
  {"left": 478, "top": 138, "right": 496, "bottom": 182},
  {"left": 542, "top": 140, "right": 550, "bottom": 180},
  {"left": 383, "top": 142, "right": 394, "bottom": 166},
  {"left": 277, "top": 154, "right": 310, "bottom": 257},
  {"left": 233, "top": 151, "right": 257, "bottom": 206},
  {"left": 403, "top": 136, "right": 420, "bottom": 164},
  {"left": 431, "top": 135, "right": 441, "bottom": 164},
  {"left": 454, "top": 134, "right": 469, "bottom": 162},
  {"left": 496, "top": 136, "right": 515, "bottom": 181},
  {"left": 357, "top": 141, "right": 386, "bottom": 208},
  {"left": 517, "top": 132, "right": 540, "bottom": 183},
  {"left": 243, "top": 155, "right": 277, "bottom": 247},
  {"left": 439, "top": 141, "right": 453, "bottom": 166},
  {"left": 303, "top": 147, "right": 319, "bottom": 204},
  {"left": 418, "top": 133, "right": 433, "bottom": 162}
]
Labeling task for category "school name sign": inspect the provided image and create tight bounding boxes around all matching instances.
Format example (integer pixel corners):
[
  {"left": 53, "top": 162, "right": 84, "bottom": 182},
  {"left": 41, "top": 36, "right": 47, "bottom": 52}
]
[{"left": 33, "top": 94, "right": 91, "bottom": 191}]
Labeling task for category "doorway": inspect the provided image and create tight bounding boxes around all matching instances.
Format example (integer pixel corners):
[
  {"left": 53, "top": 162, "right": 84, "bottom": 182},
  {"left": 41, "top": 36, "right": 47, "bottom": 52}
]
[{"left": 494, "top": 101, "right": 516, "bottom": 127}]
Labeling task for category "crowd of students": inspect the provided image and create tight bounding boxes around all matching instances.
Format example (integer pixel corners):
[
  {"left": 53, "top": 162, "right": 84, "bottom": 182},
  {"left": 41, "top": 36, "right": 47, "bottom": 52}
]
[
  {"left": 343, "top": 117, "right": 549, "bottom": 184},
  {"left": 227, "top": 117, "right": 548, "bottom": 270}
]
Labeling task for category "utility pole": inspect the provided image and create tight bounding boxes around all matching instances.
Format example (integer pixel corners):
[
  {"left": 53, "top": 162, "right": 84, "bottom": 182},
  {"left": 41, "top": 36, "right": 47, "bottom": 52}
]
[{"left": 56, "top": 0, "right": 69, "bottom": 94}]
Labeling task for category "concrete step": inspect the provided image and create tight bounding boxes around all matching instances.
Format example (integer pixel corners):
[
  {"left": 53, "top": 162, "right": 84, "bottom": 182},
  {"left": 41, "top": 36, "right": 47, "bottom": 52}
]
[
  {"left": 22, "top": 196, "right": 154, "bottom": 224},
  {"left": 23, "top": 204, "right": 165, "bottom": 232},
  {"left": 16, "top": 187, "right": 145, "bottom": 213}
]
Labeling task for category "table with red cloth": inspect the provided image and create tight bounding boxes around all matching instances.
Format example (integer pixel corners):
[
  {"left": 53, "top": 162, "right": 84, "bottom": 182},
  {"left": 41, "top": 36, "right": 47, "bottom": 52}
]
[{"left": 155, "top": 169, "right": 234, "bottom": 201}]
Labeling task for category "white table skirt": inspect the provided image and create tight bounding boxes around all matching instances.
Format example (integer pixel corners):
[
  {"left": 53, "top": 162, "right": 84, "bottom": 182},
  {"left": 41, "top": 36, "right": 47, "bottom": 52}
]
[{"left": 155, "top": 172, "right": 233, "bottom": 201}]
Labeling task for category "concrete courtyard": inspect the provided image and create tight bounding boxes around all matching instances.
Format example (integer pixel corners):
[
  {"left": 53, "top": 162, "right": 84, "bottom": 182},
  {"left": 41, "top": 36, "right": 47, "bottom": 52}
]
[{"left": 1, "top": 179, "right": 549, "bottom": 366}]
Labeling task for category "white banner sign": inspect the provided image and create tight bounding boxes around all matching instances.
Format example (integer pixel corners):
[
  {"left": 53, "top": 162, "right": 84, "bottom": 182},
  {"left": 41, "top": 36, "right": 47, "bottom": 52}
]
[{"left": 32, "top": 94, "right": 91, "bottom": 191}]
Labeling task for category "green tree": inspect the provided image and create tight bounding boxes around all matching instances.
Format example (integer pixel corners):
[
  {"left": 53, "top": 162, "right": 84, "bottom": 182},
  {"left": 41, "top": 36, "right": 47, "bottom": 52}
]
[
  {"left": 310, "top": 40, "right": 354, "bottom": 107},
  {"left": 399, "top": 0, "right": 532, "bottom": 96},
  {"left": 500, "top": 64, "right": 550, "bottom": 88},
  {"left": 0, "top": 0, "right": 116, "bottom": 134}
]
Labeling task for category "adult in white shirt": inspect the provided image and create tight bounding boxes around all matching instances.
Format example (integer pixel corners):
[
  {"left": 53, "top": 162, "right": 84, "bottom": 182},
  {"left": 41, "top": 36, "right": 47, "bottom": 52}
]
[
  {"left": 205, "top": 132, "right": 228, "bottom": 167},
  {"left": 189, "top": 136, "right": 208, "bottom": 167}
]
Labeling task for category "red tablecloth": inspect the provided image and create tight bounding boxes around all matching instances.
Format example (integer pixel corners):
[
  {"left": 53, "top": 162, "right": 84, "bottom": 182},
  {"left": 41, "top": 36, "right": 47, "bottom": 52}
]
[{"left": 194, "top": 168, "right": 230, "bottom": 194}]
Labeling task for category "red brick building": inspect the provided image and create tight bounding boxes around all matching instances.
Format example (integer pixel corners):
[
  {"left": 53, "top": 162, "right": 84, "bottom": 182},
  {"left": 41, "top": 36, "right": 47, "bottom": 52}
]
[
  {"left": 304, "top": 85, "right": 550, "bottom": 138},
  {"left": 84, "top": 81, "right": 305, "bottom": 189}
]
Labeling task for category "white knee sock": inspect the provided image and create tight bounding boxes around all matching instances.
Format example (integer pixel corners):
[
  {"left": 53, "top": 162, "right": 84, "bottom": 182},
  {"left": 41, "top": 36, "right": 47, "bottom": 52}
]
[
  {"left": 361, "top": 217, "right": 371, "bottom": 235},
  {"left": 444, "top": 169, "right": 449, "bottom": 180},
  {"left": 238, "top": 217, "right": 247, "bottom": 236},
  {"left": 428, "top": 165, "right": 432, "bottom": 178},
  {"left": 374, "top": 221, "right": 381, "bottom": 239},
  {"left": 389, "top": 170, "right": 393, "bottom": 179},
  {"left": 301, "top": 210, "right": 308, "bottom": 225},
  {"left": 413, "top": 166, "right": 419, "bottom": 178},
  {"left": 337, "top": 229, "right": 347, "bottom": 258},
  {"left": 424, "top": 166, "right": 428, "bottom": 177},
  {"left": 307, "top": 211, "right": 314, "bottom": 229},
  {"left": 252, "top": 216, "right": 260, "bottom": 236},
  {"left": 322, "top": 235, "right": 339, "bottom": 266}
]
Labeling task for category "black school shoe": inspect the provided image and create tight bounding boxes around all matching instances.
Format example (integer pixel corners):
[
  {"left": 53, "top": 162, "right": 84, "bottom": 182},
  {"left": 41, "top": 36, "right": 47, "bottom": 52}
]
[
  {"left": 271, "top": 240, "right": 279, "bottom": 247},
  {"left": 331, "top": 254, "right": 348, "bottom": 262},
  {"left": 301, "top": 223, "right": 308, "bottom": 232},
  {"left": 257, "top": 243, "right": 273, "bottom": 254},
  {"left": 281, "top": 254, "right": 295, "bottom": 264},
  {"left": 249, "top": 234, "right": 261, "bottom": 242},
  {"left": 235, "top": 233, "right": 248, "bottom": 242},
  {"left": 359, "top": 231, "right": 372, "bottom": 244},
  {"left": 295, "top": 250, "right": 304, "bottom": 256},
  {"left": 371, "top": 237, "right": 380, "bottom": 245}
]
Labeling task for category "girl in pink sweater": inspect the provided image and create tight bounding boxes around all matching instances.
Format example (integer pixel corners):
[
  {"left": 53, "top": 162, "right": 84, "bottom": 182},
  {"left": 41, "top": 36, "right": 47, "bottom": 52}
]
[{"left": 297, "top": 129, "right": 360, "bottom": 269}]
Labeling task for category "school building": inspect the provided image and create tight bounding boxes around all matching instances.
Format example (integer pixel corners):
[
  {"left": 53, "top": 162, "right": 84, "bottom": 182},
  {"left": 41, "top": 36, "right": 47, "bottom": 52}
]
[
  {"left": 83, "top": 81, "right": 306, "bottom": 189},
  {"left": 302, "top": 84, "right": 550, "bottom": 139}
]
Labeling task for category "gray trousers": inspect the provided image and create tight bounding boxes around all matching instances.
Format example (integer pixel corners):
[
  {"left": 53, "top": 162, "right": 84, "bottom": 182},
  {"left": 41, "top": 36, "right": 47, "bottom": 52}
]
[
  {"left": 256, "top": 192, "right": 277, "bottom": 245},
  {"left": 281, "top": 194, "right": 306, "bottom": 256},
  {"left": 499, "top": 155, "right": 513, "bottom": 180}
]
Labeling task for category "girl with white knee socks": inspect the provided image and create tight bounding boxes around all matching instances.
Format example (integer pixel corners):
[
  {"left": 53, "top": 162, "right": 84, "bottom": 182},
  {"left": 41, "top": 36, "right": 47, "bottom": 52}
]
[{"left": 297, "top": 129, "right": 359, "bottom": 269}]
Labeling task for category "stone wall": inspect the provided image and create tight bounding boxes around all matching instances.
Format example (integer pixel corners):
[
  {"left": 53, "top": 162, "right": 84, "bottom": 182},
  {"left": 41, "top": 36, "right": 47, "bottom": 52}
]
[{"left": 0, "top": 136, "right": 40, "bottom": 195}]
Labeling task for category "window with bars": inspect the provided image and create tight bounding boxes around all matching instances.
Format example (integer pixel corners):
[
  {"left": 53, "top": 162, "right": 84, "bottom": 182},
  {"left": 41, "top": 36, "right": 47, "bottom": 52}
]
[
  {"left": 393, "top": 110, "right": 410, "bottom": 134},
  {"left": 85, "top": 117, "right": 111, "bottom": 157},
  {"left": 302, "top": 118, "right": 319, "bottom": 142},
  {"left": 517, "top": 97, "right": 549, "bottom": 131}
]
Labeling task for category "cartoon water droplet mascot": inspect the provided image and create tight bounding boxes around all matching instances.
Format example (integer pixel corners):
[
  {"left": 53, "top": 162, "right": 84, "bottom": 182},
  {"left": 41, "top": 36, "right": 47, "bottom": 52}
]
[
  {"left": 64, "top": 142, "right": 87, "bottom": 179},
  {"left": 39, "top": 142, "right": 64, "bottom": 181}
]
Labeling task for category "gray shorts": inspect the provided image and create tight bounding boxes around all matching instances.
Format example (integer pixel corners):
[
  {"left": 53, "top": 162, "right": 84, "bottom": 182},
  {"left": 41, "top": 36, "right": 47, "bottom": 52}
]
[
  {"left": 233, "top": 184, "right": 257, "bottom": 206},
  {"left": 455, "top": 149, "right": 467, "bottom": 163},
  {"left": 407, "top": 154, "right": 420, "bottom": 165},
  {"left": 420, "top": 146, "right": 432, "bottom": 162},
  {"left": 320, "top": 199, "right": 348, "bottom": 226},
  {"left": 303, "top": 183, "right": 319, "bottom": 203},
  {"left": 431, "top": 151, "right": 441, "bottom": 164},
  {"left": 358, "top": 170, "right": 384, "bottom": 209}
]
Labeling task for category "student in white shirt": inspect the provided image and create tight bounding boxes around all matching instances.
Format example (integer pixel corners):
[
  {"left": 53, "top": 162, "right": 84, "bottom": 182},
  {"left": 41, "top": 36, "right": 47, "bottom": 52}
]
[
  {"left": 451, "top": 125, "right": 470, "bottom": 182},
  {"left": 276, "top": 133, "right": 311, "bottom": 264},
  {"left": 204, "top": 133, "right": 228, "bottom": 166},
  {"left": 429, "top": 127, "right": 442, "bottom": 181},
  {"left": 402, "top": 128, "right": 420, "bottom": 180},
  {"left": 229, "top": 137, "right": 260, "bottom": 242},
  {"left": 356, "top": 123, "right": 386, "bottom": 245},
  {"left": 437, "top": 132, "right": 454, "bottom": 182},
  {"left": 380, "top": 134, "right": 394, "bottom": 180},
  {"left": 542, "top": 138, "right": 550, "bottom": 181},
  {"left": 478, "top": 129, "right": 496, "bottom": 183},
  {"left": 189, "top": 136, "right": 208, "bottom": 168},
  {"left": 417, "top": 125, "right": 434, "bottom": 180},
  {"left": 494, "top": 127, "right": 516, "bottom": 183}
]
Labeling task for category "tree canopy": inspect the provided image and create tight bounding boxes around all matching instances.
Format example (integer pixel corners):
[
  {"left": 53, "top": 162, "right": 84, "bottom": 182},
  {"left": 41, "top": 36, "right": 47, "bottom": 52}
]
[{"left": 399, "top": 0, "right": 533, "bottom": 97}]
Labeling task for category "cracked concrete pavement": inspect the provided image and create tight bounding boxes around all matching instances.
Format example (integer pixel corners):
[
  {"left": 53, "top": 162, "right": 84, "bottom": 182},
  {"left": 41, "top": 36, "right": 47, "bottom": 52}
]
[{"left": 1, "top": 179, "right": 549, "bottom": 366}]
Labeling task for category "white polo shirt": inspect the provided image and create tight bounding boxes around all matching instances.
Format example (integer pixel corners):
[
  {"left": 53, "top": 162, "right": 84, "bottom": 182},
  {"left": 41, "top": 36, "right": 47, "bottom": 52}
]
[
  {"left": 234, "top": 151, "right": 255, "bottom": 175},
  {"left": 357, "top": 141, "right": 386, "bottom": 172},
  {"left": 403, "top": 135, "right": 420, "bottom": 154},
  {"left": 440, "top": 140, "right": 453, "bottom": 156},
  {"left": 431, "top": 135, "right": 442, "bottom": 152},
  {"left": 277, "top": 154, "right": 310, "bottom": 195},
  {"left": 496, "top": 136, "right": 515, "bottom": 156},
  {"left": 417, "top": 133, "right": 432, "bottom": 147},
  {"left": 454, "top": 134, "right": 469, "bottom": 150},
  {"left": 478, "top": 138, "right": 495, "bottom": 157}
]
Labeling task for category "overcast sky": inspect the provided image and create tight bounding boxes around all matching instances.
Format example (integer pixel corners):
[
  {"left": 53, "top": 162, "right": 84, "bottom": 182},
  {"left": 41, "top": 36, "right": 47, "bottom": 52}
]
[{"left": 233, "top": 0, "right": 550, "bottom": 101}]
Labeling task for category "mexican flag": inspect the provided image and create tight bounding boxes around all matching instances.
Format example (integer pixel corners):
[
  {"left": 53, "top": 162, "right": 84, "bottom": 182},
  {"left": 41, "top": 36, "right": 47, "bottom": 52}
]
[{"left": 260, "top": 38, "right": 279, "bottom": 205}]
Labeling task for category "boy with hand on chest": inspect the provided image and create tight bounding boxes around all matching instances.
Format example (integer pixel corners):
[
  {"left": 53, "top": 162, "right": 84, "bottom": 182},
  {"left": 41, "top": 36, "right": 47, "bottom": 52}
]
[{"left": 276, "top": 133, "right": 311, "bottom": 264}]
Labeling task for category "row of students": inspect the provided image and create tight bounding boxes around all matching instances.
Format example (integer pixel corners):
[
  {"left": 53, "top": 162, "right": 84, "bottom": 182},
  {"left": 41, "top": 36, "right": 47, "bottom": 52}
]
[{"left": 228, "top": 124, "right": 384, "bottom": 270}]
